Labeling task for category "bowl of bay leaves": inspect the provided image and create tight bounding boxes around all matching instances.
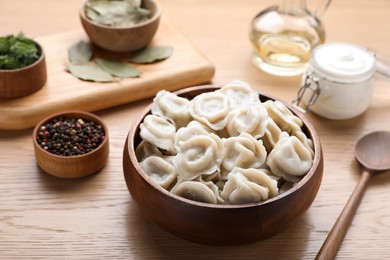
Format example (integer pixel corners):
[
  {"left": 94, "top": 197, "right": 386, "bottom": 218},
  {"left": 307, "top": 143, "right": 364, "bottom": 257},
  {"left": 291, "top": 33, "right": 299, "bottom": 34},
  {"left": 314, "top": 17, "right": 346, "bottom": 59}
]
[
  {"left": 0, "top": 33, "right": 47, "bottom": 98},
  {"left": 80, "top": 0, "right": 161, "bottom": 52}
]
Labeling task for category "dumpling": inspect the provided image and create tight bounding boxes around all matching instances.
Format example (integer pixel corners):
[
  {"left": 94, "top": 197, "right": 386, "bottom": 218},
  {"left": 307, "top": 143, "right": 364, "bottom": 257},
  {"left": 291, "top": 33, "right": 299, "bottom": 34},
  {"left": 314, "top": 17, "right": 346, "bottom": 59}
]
[
  {"left": 173, "top": 133, "right": 223, "bottom": 181},
  {"left": 222, "top": 133, "right": 267, "bottom": 171},
  {"left": 221, "top": 167, "right": 278, "bottom": 204},
  {"left": 264, "top": 100, "right": 302, "bottom": 134},
  {"left": 292, "top": 129, "right": 314, "bottom": 159},
  {"left": 217, "top": 80, "right": 260, "bottom": 109},
  {"left": 174, "top": 120, "right": 214, "bottom": 151},
  {"left": 226, "top": 103, "right": 268, "bottom": 138},
  {"left": 171, "top": 180, "right": 224, "bottom": 204},
  {"left": 266, "top": 132, "right": 313, "bottom": 182},
  {"left": 139, "top": 156, "right": 178, "bottom": 189},
  {"left": 151, "top": 90, "right": 192, "bottom": 128},
  {"left": 139, "top": 114, "right": 176, "bottom": 153},
  {"left": 261, "top": 117, "right": 283, "bottom": 153},
  {"left": 189, "top": 92, "right": 231, "bottom": 130},
  {"left": 135, "top": 140, "right": 162, "bottom": 162}
]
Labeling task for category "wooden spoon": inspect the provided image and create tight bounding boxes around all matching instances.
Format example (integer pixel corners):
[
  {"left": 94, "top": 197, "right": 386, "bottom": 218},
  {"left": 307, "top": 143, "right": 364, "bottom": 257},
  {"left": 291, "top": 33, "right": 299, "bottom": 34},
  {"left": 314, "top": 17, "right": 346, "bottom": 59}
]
[{"left": 316, "top": 131, "right": 390, "bottom": 260}]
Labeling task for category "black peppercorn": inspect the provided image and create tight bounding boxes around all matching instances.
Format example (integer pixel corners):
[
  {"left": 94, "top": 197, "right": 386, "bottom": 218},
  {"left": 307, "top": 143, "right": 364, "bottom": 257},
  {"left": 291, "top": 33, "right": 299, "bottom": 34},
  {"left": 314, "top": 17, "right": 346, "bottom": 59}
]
[{"left": 36, "top": 117, "right": 105, "bottom": 156}]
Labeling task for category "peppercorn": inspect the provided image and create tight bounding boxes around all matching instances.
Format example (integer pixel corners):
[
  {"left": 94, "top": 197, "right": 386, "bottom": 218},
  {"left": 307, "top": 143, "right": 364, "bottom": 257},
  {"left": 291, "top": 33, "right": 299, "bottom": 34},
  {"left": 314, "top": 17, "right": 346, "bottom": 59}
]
[{"left": 36, "top": 117, "right": 105, "bottom": 156}]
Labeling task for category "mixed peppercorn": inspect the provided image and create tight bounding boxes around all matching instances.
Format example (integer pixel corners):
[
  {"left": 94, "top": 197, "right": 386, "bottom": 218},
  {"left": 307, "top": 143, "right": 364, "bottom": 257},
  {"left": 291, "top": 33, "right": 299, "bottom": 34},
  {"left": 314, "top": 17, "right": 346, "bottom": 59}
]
[{"left": 36, "top": 117, "right": 105, "bottom": 156}]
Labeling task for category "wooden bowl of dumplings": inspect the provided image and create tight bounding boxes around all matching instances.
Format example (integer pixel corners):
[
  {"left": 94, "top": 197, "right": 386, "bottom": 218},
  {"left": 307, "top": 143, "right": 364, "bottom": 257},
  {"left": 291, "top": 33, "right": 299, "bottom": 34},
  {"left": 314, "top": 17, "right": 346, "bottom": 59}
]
[{"left": 123, "top": 81, "right": 323, "bottom": 245}]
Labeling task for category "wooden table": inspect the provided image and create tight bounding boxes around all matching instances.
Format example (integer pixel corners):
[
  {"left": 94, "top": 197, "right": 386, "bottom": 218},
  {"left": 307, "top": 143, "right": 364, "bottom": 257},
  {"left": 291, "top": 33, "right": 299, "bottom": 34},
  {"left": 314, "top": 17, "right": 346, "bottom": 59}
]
[{"left": 1, "top": 0, "right": 390, "bottom": 259}]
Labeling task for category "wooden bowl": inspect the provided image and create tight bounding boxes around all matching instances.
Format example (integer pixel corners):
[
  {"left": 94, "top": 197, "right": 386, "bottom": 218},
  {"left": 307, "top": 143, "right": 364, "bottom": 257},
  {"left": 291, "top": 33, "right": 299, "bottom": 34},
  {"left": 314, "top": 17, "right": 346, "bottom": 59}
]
[
  {"left": 122, "top": 85, "right": 323, "bottom": 245},
  {"left": 33, "top": 111, "right": 109, "bottom": 179},
  {"left": 79, "top": 0, "right": 161, "bottom": 52},
  {"left": 0, "top": 42, "right": 46, "bottom": 98}
]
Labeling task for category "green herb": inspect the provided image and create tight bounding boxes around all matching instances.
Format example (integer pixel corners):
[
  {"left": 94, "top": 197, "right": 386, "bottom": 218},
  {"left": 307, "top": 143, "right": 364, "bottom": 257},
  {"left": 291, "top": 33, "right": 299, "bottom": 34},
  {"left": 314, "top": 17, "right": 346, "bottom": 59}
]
[
  {"left": 96, "top": 58, "right": 141, "bottom": 78},
  {"left": 86, "top": 0, "right": 151, "bottom": 27},
  {"left": 129, "top": 46, "right": 173, "bottom": 64},
  {"left": 67, "top": 62, "right": 114, "bottom": 82},
  {"left": 68, "top": 41, "right": 93, "bottom": 63},
  {"left": 0, "top": 33, "right": 40, "bottom": 70}
]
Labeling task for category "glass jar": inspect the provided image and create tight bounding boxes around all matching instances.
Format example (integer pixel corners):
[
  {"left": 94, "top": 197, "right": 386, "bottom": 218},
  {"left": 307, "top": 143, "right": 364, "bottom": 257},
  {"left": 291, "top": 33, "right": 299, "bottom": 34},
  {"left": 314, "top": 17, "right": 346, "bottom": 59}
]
[
  {"left": 293, "top": 42, "right": 376, "bottom": 120},
  {"left": 249, "top": 0, "right": 331, "bottom": 76}
]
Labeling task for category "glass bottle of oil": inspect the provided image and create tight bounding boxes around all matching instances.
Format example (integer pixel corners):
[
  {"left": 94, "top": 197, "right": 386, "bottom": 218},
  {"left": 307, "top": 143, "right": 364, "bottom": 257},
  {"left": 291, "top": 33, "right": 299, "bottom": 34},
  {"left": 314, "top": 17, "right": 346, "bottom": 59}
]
[{"left": 249, "top": 0, "right": 331, "bottom": 76}]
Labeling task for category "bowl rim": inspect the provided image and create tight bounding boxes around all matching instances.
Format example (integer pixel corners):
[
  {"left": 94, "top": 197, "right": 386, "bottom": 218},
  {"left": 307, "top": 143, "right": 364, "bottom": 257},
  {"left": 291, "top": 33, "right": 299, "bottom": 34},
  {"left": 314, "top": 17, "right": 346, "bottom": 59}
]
[
  {"left": 33, "top": 110, "right": 109, "bottom": 160},
  {"left": 0, "top": 41, "right": 45, "bottom": 73},
  {"left": 127, "top": 85, "right": 322, "bottom": 209},
  {"left": 80, "top": 0, "right": 161, "bottom": 30}
]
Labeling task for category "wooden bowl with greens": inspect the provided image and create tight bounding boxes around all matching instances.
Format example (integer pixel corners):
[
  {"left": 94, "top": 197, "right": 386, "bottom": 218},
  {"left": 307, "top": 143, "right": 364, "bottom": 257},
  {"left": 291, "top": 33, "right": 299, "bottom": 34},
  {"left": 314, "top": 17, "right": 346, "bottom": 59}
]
[
  {"left": 80, "top": 0, "right": 161, "bottom": 52},
  {"left": 0, "top": 33, "right": 47, "bottom": 98}
]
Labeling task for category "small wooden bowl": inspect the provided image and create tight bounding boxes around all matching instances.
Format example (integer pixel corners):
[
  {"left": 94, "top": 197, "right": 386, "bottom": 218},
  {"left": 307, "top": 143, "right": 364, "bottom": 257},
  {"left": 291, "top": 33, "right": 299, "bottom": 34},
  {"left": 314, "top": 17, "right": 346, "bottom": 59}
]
[
  {"left": 0, "top": 42, "right": 47, "bottom": 98},
  {"left": 33, "top": 111, "right": 109, "bottom": 179},
  {"left": 79, "top": 0, "right": 161, "bottom": 52},
  {"left": 122, "top": 85, "right": 324, "bottom": 245}
]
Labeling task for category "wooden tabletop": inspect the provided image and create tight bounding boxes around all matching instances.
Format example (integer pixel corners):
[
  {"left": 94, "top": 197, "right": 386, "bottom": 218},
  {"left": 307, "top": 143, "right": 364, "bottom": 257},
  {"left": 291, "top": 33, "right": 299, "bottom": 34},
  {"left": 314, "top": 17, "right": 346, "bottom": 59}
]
[{"left": 1, "top": 0, "right": 390, "bottom": 259}]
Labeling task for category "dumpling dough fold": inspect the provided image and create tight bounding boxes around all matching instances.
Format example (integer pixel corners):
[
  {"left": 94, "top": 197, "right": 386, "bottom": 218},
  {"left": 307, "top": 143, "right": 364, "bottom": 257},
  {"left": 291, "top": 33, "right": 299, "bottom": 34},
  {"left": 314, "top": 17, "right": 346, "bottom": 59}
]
[
  {"left": 151, "top": 90, "right": 192, "bottom": 128},
  {"left": 266, "top": 132, "right": 313, "bottom": 182},
  {"left": 174, "top": 133, "right": 224, "bottom": 181},
  {"left": 139, "top": 114, "right": 176, "bottom": 153},
  {"left": 140, "top": 155, "right": 178, "bottom": 189},
  {"left": 221, "top": 167, "right": 278, "bottom": 204}
]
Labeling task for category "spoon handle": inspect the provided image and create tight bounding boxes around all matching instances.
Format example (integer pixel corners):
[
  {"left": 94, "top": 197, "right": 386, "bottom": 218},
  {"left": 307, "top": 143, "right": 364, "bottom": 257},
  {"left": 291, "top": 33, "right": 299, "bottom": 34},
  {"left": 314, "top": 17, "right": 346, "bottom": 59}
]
[{"left": 316, "top": 169, "right": 372, "bottom": 260}]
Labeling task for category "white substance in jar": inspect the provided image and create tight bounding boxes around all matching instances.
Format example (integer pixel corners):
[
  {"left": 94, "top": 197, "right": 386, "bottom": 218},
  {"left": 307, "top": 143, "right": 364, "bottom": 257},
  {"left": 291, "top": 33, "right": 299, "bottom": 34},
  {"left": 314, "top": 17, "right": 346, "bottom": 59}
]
[{"left": 300, "top": 42, "right": 376, "bottom": 120}]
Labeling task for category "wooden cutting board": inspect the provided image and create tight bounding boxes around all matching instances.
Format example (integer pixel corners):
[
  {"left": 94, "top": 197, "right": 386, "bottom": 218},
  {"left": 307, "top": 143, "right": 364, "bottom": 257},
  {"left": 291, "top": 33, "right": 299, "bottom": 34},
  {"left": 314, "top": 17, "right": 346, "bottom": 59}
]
[{"left": 0, "top": 17, "right": 215, "bottom": 130}]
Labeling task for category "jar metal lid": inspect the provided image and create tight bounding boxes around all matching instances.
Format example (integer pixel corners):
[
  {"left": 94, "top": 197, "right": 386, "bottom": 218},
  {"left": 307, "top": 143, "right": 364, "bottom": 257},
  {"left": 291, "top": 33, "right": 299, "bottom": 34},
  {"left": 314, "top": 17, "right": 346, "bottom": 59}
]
[{"left": 310, "top": 42, "right": 376, "bottom": 83}]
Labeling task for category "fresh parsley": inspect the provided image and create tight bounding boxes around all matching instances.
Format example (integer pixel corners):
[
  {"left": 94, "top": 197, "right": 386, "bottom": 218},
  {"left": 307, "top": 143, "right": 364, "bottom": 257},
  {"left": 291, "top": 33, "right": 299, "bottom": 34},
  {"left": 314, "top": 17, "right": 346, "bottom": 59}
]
[{"left": 0, "top": 33, "right": 40, "bottom": 70}]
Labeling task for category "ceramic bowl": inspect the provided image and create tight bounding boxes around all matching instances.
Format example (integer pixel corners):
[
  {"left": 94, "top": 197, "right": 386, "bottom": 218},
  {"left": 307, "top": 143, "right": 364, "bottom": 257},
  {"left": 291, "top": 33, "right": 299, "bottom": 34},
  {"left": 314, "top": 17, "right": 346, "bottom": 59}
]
[
  {"left": 79, "top": 0, "right": 161, "bottom": 52},
  {"left": 122, "top": 85, "right": 323, "bottom": 245},
  {"left": 0, "top": 42, "right": 46, "bottom": 98},
  {"left": 33, "top": 111, "right": 109, "bottom": 179}
]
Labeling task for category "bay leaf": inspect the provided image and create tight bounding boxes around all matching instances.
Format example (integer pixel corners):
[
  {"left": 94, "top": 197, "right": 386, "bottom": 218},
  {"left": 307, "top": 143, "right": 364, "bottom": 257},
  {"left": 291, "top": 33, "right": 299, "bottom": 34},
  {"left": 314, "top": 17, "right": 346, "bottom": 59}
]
[
  {"left": 67, "top": 62, "right": 114, "bottom": 82},
  {"left": 85, "top": 8, "right": 100, "bottom": 22},
  {"left": 68, "top": 41, "right": 93, "bottom": 63},
  {"left": 86, "top": 0, "right": 151, "bottom": 27},
  {"left": 129, "top": 46, "right": 173, "bottom": 64},
  {"left": 96, "top": 1, "right": 128, "bottom": 17},
  {"left": 130, "top": 0, "right": 142, "bottom": 8},
  {"left": 95, "top": 58, "right": 141, "bottom": 78}
]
